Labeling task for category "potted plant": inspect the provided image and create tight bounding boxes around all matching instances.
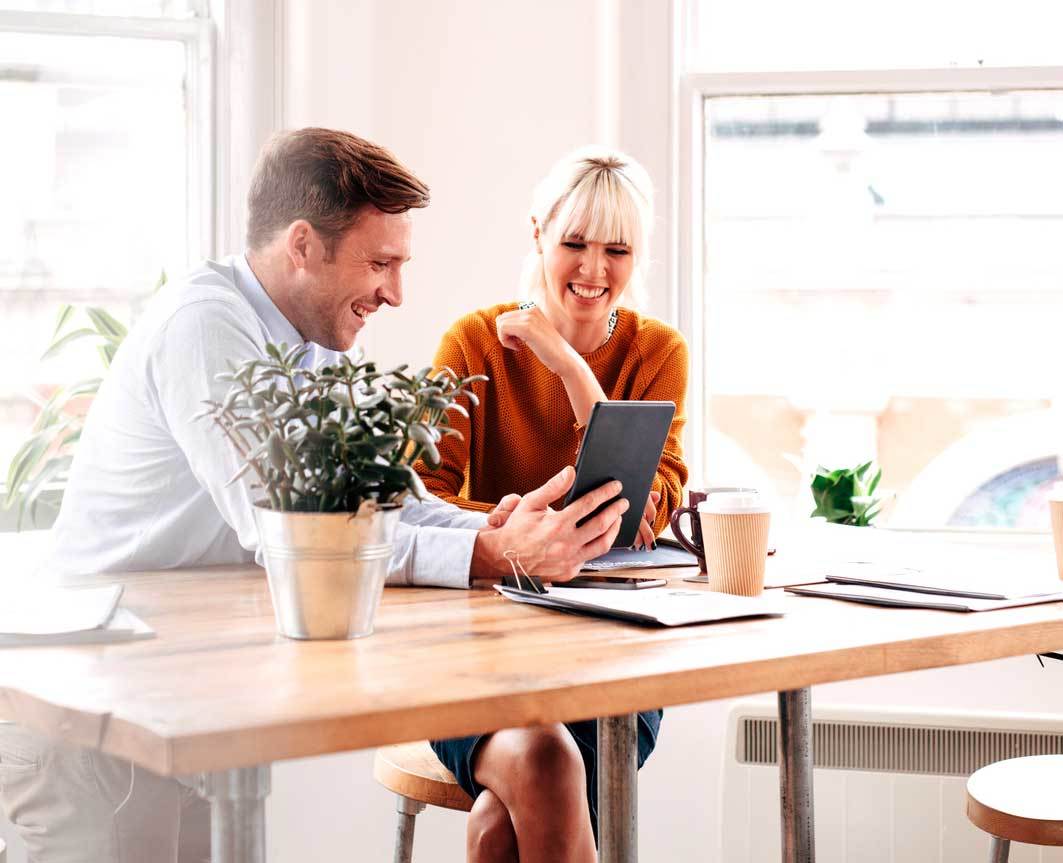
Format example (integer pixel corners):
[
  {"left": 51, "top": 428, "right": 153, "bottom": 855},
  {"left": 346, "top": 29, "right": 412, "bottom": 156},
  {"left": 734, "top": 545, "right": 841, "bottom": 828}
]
[
  {"left": 197, "top": 343, "right": 484, "bottom": 639},
  {"left": 4, "top": 302, "right": 134, "bottom": 529},
  {"left": 4, "top": 272, "right": 163, "bottom": 530},
  {"left": 810, "top": 461, "right": 885, "bottom": 526}
]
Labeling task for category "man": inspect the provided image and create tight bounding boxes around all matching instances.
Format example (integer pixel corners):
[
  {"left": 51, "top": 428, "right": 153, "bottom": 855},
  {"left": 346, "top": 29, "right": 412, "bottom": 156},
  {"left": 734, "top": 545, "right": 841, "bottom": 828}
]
[{"left": 0, "top": 128, "right": 630, "bottom": 862}]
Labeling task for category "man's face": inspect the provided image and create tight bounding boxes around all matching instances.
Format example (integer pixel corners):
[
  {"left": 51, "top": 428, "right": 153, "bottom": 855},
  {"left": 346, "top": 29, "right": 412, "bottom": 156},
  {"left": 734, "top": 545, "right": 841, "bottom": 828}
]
[{"left": 299, "top": 207, "right": 412, "bottom": 351}]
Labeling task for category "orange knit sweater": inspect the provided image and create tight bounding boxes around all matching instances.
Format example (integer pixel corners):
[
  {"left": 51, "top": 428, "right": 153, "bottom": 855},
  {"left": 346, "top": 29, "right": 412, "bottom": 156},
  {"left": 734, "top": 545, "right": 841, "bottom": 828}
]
[{"left": 415, "top": 302, "right": 689, "bottom": 536}]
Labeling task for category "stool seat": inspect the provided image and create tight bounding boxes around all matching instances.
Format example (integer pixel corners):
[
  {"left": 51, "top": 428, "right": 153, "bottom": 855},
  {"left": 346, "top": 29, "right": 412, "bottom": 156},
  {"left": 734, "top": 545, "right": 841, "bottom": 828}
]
[
  {"left": 374, "top": 741, "right": 474, "bottom": 812},
  {"left": 967, "top": 754, "right": 1063, "bottom": 846}
]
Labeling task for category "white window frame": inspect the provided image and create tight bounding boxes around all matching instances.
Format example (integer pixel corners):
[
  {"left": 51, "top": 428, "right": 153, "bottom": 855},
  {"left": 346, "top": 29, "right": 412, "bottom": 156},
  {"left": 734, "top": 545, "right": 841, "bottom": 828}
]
[
  {"left": 0, "top": 5, "right": 216, "bottom": 262},
  {"left": 675, "top": 65, "right": 1063, "bottom": 482}
]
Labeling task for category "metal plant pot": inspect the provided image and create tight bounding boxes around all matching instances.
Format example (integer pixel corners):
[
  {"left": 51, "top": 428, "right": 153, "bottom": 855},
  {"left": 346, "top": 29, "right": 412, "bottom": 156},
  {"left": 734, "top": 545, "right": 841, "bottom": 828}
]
[{"left": 253, "top": 502, "right": 403, "bottom": 640}]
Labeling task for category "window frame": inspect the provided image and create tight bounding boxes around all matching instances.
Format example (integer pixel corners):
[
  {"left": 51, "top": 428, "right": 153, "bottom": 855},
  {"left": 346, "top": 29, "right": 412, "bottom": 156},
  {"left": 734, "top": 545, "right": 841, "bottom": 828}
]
[
  {"left": 676, "top": 65, "right": 1063, "bottom": 483},
  {"left": 0, "top": 5, "right": 217, "bottom": 263}
]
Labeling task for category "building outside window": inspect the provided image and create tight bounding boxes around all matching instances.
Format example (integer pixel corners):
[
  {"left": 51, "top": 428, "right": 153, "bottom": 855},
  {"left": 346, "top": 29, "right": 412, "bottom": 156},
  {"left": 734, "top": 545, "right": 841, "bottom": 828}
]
[
  {"left": 681, "top": 0, "right": 1063, "bottom": 529},
  {"left": 0, "top": 0, "right": 212, "bottom": 519}
]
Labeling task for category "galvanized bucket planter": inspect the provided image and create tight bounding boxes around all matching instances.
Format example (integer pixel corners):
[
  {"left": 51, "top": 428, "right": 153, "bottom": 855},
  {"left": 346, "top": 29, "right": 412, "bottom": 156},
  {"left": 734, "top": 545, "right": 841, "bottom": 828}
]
[{"left": 253, "top": 501, "right": 403, "bottom": 640}]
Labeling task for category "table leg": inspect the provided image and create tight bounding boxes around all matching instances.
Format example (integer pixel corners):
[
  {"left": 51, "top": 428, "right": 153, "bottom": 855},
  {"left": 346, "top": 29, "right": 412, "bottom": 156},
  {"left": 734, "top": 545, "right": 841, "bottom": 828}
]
[
  {"left": 197, "top": 765, "right": 271, "bottom": 863},
  {"left": 778, "top": 688, "right": 815, "bottom": 863},
  {"left": 597, "top": 713, "right": 638, "bottom": 863}
]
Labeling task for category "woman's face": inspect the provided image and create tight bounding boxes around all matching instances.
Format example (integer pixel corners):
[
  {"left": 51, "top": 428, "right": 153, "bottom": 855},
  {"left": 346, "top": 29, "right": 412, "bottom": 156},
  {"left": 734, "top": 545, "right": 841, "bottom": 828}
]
[{"left": 540, "top": 230, "right": 635, "bottom": 328}]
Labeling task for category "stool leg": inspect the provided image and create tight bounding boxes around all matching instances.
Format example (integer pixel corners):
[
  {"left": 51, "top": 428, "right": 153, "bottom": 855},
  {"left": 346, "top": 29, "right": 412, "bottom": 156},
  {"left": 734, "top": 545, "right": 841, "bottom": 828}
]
[
  {"left": 989, "top": 837, "right": 1010, "bottom": 862},
  {"left": 393, "top": 795, "right": 426, "bottom": 863}
]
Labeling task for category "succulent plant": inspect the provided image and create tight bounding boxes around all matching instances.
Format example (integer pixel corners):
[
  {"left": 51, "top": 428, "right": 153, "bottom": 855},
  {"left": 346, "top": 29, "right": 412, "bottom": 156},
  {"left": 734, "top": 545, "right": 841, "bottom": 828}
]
[{"left": 196, "top": 343, "right": 485, "bottom": 513}]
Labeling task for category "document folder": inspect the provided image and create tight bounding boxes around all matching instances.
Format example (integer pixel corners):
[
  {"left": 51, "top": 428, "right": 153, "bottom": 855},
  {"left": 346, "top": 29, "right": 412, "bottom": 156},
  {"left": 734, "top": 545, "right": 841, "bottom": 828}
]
[{"left": 495, "top": 583, "right": 784, "bottom": 627}]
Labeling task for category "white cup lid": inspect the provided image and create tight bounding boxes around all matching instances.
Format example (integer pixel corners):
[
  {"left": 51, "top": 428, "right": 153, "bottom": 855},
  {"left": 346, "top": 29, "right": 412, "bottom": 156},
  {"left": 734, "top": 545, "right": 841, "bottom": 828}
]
[{"left": 697, "top": 491, "right": 768, "bottom": 514}]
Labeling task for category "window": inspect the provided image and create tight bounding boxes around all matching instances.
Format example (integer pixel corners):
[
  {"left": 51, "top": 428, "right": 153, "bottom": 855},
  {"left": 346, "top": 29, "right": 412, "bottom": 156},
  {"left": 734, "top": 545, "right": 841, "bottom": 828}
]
[
  {"left": 681, "top": 1, "right": 1063, "bottom": 529},
  {"left": 0, "top": 1, "right": 212, "bottom": 500}
]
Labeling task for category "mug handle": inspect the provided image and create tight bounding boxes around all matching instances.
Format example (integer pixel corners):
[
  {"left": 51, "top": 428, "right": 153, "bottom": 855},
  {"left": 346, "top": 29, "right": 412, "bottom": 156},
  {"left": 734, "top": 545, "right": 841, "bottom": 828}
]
[{"left": 669, "top": 506, "right": 703, "bottom": 558}]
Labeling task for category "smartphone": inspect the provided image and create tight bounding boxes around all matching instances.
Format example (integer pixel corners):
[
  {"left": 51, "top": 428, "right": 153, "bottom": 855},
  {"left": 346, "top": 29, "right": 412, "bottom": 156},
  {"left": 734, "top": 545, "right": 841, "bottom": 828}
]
[{"left": 564, "top": 575, "right": 667, "bottom": 590}]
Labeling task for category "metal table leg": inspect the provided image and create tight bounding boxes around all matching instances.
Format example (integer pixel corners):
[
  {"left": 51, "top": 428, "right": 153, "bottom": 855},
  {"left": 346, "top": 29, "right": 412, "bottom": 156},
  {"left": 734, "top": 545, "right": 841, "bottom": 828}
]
[
  {"left": 778, "top": 688, "right": 815, "bottom": 863},
  {"left": 198, "top": 765, "right": 271, "bottom": 863},
  {"left": 598, "top": 713, "right": 638, "bottom": 863}
]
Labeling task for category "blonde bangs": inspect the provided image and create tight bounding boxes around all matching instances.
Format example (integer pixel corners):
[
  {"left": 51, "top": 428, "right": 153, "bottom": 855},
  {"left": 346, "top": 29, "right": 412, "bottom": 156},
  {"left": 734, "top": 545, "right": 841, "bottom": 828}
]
[{"left": 549, "top": 168, "right": 645, "bottom": 254}]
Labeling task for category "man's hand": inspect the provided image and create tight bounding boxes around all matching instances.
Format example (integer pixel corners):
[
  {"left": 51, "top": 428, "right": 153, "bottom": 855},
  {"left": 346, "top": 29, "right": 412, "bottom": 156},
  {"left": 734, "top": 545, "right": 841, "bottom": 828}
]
[
  {"left": 471, "top": 466, "right": 628, "bottom": 584},
  {"left": 635, "top": 490, "right": 661, "bottom": 551}
]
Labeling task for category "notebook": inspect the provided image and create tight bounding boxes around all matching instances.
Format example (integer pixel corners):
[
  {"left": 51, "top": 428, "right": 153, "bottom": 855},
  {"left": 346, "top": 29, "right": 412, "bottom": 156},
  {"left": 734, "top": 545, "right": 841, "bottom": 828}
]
[
  {"left": 785, "top": 561, "right": 1063, "bottom": 612},
  {"left": 0, "top": 584, "right": 155, "bottom": 646},
  {"left": 786, "top": 582, "right": 1063, "bottom": 612},
  {"left": 495, "top": 583, "right": 785, "bottom": 626}
]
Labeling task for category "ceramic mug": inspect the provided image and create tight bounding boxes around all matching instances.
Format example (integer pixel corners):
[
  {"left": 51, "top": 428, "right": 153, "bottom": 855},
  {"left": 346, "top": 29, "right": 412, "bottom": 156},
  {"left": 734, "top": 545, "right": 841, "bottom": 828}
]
[{"left": 669, "top": 486, "right": 756, "bottom": 572}]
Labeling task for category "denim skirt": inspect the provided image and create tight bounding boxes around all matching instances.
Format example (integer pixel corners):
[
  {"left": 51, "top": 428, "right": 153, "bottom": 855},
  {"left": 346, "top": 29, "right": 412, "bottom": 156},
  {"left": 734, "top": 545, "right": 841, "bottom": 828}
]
[{"left": 430, "top": 709, "right": 662, "bottom": 841}]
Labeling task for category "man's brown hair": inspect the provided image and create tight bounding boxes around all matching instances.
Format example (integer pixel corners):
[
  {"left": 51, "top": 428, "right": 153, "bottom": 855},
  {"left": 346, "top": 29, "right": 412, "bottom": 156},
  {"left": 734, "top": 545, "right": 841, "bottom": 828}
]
[{"left": 246, "top": 128, "right": 430, "bottom": 251}]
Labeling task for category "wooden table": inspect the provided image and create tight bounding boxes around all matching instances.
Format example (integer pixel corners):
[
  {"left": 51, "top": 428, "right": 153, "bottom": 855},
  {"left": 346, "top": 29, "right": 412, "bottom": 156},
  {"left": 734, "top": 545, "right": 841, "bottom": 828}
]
[{"left": 3, "top": 563, "right": 1063, "bottom": 862}]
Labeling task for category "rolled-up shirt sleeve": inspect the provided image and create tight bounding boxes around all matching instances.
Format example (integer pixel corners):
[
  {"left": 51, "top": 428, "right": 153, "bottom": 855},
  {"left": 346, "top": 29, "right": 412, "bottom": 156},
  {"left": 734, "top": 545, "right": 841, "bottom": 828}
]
[{"left": 388, "top": 494, "right": 488, "bottom": 589}]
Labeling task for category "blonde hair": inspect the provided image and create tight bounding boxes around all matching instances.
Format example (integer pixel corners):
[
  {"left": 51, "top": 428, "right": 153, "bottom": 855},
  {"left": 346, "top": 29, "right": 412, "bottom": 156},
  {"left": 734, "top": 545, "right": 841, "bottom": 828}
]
[{"left": 519, "top": 146, "right": 654, "bottom": 308}]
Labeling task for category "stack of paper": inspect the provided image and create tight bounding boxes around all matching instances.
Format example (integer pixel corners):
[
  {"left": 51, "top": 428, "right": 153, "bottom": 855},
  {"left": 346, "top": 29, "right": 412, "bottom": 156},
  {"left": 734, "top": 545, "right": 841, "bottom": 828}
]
[
  {"left": 0, "top": 584, "right": 154, "bottom": 646},
  {"left": 496, "top": 583, "right": 785, "bottom": 626}
]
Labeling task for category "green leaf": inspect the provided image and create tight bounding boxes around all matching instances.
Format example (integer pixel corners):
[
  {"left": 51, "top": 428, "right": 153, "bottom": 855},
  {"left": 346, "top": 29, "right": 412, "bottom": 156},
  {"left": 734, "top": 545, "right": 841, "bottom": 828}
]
[
  {"left": 4, "top": 431, "right": 55, "bottom": 507},
  {"left": 40, "top": 328, "right": 99, "bottom": 362},
  {"left": 51, "top": 303, "right": 74, "bottom": 339},
  {"left": 16, "top": 455, "right": 70, "bottom": 527},
  {"left": 85, "top": 307, "right": 127, "bottom": 341},
  {"left": 98, "top": 343, "right": 118, "bottom": 367}
]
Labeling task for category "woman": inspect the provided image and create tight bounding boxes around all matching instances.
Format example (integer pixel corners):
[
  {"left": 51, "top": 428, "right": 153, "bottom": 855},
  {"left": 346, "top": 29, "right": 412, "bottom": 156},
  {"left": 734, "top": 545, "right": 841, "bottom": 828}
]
[{"left": 417, "top": 147, "right": 689, "bottom": 863}]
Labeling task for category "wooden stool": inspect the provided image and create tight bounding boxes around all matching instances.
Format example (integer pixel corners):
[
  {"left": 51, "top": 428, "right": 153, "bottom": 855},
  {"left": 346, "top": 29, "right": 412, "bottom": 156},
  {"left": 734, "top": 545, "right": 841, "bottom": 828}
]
[
  {"left": 966, "top": 754, "right": 1063, "bottom": 861},
  {"left": 373, "top": 741, "right": 474, "bottom": 863}
]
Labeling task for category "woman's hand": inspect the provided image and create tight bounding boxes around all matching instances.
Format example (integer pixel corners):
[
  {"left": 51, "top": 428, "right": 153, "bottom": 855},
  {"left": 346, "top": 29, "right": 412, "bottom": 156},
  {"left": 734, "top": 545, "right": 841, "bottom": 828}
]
[
  {"left": 635, "top": 490, "right": 661, "bottom": 551},
  {"left": 486, "top": 493, "right": 522, "bottom": 529},
  {"left": 495, "top": 306, "right": 577, "bottom": 376}
]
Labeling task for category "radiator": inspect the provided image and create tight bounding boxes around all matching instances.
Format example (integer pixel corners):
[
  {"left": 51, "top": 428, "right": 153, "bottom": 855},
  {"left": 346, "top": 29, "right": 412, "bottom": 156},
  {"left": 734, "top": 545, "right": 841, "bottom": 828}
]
[{"left": 722, "top": 701, "right": 1063, "bottom": 862}]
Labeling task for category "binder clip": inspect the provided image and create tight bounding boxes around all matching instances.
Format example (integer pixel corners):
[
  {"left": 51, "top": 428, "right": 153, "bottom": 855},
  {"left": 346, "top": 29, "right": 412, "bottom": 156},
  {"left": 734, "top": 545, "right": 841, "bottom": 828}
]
[{"left": 502, "top": 550, "right": 546, "bottom": 594}]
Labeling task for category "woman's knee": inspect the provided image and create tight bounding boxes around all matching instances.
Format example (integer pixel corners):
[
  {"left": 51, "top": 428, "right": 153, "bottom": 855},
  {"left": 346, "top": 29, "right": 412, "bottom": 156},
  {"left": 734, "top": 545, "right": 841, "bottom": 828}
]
[
  {"left": 467, "top": 789, "right": 517, "bottom": 862},
  {"left": 486, "top": 725, "right": 586, "bottom": 800}
]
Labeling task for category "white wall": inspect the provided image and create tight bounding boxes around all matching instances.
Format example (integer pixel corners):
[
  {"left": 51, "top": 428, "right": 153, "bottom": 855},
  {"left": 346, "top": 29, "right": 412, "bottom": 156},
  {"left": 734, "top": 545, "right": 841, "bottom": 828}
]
[{"left": 277, "top": 0, "right": 673, "bottom": 372}]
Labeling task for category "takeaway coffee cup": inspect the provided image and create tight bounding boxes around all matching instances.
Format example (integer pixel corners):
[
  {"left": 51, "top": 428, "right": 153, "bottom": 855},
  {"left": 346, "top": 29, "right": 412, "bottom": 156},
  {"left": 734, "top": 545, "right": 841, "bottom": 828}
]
[
  {"left": 670, "top": 487, "right": 756, "bottom": 571},
  {"left": 698, "top": 491, "right": 771, "bottom": 596},
  {"left": 1051, "top": 483, "right": 1063, "bottom": 581}
]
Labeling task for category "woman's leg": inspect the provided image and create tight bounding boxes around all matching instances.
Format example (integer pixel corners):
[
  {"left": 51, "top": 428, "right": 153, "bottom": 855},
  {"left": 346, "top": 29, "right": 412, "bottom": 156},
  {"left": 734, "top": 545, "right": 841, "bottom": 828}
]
[
  {"left": 472, "top": 724, "right": 596, "bottom": 863},
  {"left": 466, "top": 789, "right": 518, "bottom": 863}
]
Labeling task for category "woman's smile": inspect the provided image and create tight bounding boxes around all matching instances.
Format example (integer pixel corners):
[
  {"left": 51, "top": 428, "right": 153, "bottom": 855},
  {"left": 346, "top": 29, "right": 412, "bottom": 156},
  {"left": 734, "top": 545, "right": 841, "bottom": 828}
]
[{"left": 568, "top": 281, "right": 608, "bottom": 302}]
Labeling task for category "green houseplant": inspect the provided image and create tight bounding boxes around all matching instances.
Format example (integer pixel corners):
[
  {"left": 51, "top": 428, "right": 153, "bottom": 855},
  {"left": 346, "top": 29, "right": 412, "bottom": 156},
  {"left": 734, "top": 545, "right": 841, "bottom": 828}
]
[
  {"left": 197, "top": 343, "right": 484, "bottom": 639},
  {"left": 4, "top": 303, "right": 133, "bottom": 529},
  {"left": 4, "top": 272, "right": 163, "bottom": 530},
  {"left": 810, "top": 461, "right": 884, "bottom": 527}
]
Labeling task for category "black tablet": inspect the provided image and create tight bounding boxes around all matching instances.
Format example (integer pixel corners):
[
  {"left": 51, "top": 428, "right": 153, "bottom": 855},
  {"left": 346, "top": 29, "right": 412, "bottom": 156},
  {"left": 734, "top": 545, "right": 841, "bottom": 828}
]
[{"left": 562, "top": 401, "right": 675, "bottom": 548}]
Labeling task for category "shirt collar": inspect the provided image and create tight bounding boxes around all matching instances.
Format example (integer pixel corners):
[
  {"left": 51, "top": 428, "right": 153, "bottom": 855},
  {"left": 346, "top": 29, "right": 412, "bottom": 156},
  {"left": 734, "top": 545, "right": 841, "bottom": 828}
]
[
  {"left": 232, "top": 252, "right": 305, "bottom": 351},
  {"left": 232, "top": 253, "right": 346, "bottom": 370}
]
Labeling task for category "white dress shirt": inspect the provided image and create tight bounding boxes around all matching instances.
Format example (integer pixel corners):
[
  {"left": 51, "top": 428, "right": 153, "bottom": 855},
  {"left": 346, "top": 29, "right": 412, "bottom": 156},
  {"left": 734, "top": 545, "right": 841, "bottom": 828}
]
[{"left": 48, "top": 254, "right": 484, "bottom": 588}]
